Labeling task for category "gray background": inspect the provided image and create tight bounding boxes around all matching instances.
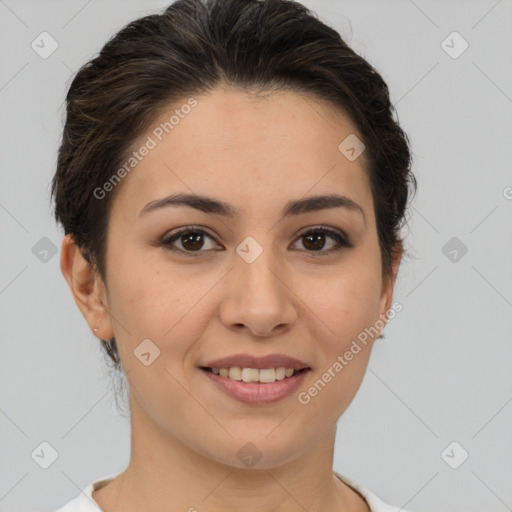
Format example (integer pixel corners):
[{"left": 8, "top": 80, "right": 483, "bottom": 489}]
[{"left": 1, "top": 0, "right": 511, "bottom": 511}]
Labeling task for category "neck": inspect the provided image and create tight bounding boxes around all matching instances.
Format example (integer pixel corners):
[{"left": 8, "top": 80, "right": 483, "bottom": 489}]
[{"left": 93, "top": 397, "right": 369, "bottom": 512}]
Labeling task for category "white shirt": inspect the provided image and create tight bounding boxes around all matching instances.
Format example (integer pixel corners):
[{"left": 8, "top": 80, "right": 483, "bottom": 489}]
[{"left": 54, "top": 471, "right": 408, "bottom": 512}]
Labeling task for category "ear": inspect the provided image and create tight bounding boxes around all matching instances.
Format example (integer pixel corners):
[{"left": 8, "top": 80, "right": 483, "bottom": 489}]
[
  {"left": 377, "top": 240, "right": 403, "bottom": 325},
  {"left": 59, "top": 234, "right": 114, "bottom": 341}
]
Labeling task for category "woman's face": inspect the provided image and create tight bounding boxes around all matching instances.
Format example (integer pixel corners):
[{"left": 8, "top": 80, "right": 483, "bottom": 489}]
[{"left": 85, "top": 87, "right": 400, "bottom": 468}]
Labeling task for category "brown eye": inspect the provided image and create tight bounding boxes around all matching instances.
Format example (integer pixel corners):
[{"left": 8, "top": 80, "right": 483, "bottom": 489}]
[
  {"left": 293, "top": 227, "right": 353, "bottom": 254},
  {"left": 161, "top": 225, "right": 353, "bottom": 258},
  {"left": 180, "top": 232, "right": 205, "bottom": 251},
  {"left": 162, "top": 228, "right": 220, "bottom": 255},
  {"left": 302, "top": 232, "right": 327, "bottom": 251}
]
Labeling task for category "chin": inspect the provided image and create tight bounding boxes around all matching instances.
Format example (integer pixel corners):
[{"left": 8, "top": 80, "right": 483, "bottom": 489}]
[{"left": 199, "top": 431, "right": 311, "bottom": 471}]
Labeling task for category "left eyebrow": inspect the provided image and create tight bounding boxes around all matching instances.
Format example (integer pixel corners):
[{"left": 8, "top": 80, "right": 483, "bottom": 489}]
[{"left": 138, "top": 192, "right": 366, "bottom": 226}]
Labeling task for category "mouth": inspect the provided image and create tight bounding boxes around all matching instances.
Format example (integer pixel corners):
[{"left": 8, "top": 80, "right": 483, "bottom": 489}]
[
  {"left": 199, "top": 363, "right": 311, "bottom": 405},
  {"left": 199, "top": 366, "right": 310, "bottom": 383},
  {"left": 198, "top": 353, "right": 312, "bottom": 404}
]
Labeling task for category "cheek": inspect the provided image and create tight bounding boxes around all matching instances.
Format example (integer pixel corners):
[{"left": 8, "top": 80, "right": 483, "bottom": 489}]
[
  {"left": 106, "top": 255, "right": 218, "bottom": 358},
  {"left": 290, "top": 257, "right": 382, "bottom": 410},
  {"left": 297, "top": 261, "right": 382, "bottom": 345},
  {"left": 294, "top": 273, "right": 380, "bottom": 423}
]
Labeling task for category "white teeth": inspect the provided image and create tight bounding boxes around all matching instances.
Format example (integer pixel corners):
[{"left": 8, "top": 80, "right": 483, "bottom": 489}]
[
  {"left": 209, "top": 366, "right": 301, "bottom": 383},
  {"left": 275, "top": 367, "right": 286, "bottom": 380},
  {"left": 228, "top": 367, "right": 242, "bottom": 380},
  {"left": 241, "top": 368, "right": 260, "bottom": 382},
  {"left": 258, "top": 368, "right": 276, "bottom": 383}
]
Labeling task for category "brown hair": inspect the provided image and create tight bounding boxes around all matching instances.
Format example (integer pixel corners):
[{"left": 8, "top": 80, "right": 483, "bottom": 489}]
[{"left": 51, "top": 0, "right": 417, "bottom": 371}]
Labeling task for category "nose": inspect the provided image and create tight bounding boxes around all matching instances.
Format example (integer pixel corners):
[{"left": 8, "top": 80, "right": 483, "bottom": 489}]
[{"left": 218, "top": 242, "right": 298, "bottom": 338}]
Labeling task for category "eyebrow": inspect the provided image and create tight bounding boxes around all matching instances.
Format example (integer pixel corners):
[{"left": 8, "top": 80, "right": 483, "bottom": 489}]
[{"left": 139, "top": 192, "right": 366, "bottom": 225}]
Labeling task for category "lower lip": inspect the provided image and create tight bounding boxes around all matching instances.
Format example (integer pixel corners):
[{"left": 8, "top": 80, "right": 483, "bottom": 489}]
[{"left": 200, "top": 368, "right": 310, "bottom": 405}]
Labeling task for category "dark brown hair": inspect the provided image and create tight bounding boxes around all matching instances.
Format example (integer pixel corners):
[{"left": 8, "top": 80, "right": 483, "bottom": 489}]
[{"left": 51, "top": 0, "right": 417, "bottom": 371}]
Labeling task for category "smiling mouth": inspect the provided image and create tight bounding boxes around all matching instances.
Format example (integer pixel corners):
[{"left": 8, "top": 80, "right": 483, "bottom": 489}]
[{"left": 200, "top": 366, "right": 310, "bottom": 384}]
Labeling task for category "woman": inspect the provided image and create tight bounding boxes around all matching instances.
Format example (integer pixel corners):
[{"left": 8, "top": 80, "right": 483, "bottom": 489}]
[{"left": 52, "top": 0, "right": 417, "bottom": 510}]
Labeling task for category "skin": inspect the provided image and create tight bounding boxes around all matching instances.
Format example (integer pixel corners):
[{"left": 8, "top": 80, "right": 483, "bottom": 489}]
[{"left": 60, "top": 86, "right": 402, "bottom": 512}]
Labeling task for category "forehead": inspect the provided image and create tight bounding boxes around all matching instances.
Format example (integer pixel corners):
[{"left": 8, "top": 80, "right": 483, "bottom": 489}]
[{"left": 110, "top": 87, "right": 373, "bottom": 220}]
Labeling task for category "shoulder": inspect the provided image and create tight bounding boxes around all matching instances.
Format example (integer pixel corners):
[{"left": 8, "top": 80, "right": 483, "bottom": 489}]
[
  {"left": 334, "top": 472, "right": 409, "bottom": 512},
  {"left": 53, "top": 485, "right": 99, "bottom": 512},
  {"left": 53, "top": 475, "right": 115, "bottom": 512},
  {"left": 57, "top": 472, "right": 406, "bottom": 512}
]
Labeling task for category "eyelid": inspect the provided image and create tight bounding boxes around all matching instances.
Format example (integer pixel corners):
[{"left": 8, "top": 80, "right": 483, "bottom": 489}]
[
  {"left": 292, "top": 225, "right": 354, "bottom": 251},
  {"left": 295, "top": 224, "right": 349, "bottom": 241},
  {"left": 161, "top": 224, "right": 353, "bottom": 255},
  {"left": 162, "top": 225, "right": 221, "bottom": 253}
]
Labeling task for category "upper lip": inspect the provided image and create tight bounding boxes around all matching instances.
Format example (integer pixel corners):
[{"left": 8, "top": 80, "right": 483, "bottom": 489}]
[{"left": 201, "top": 353, "right": 311, "bottom": 370}]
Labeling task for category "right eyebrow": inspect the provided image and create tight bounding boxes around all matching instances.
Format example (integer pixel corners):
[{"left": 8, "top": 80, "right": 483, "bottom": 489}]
[{"left": 139, "top": 192, "right": 366, "bottom": 226}]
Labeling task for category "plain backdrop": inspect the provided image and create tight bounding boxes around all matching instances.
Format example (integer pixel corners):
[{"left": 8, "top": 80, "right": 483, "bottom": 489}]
[{"left": 1, "top": 1, "right": 511, "bottom": 511}]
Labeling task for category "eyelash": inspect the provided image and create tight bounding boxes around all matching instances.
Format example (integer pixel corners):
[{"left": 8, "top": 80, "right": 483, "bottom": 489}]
[{"left": 160, "top": 225, "right": 354, "bottom": 258}]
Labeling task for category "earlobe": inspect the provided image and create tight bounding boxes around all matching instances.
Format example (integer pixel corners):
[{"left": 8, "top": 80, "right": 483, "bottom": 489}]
[{"left": 59, "top": 234, "right": 114, "bottom": 340}]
